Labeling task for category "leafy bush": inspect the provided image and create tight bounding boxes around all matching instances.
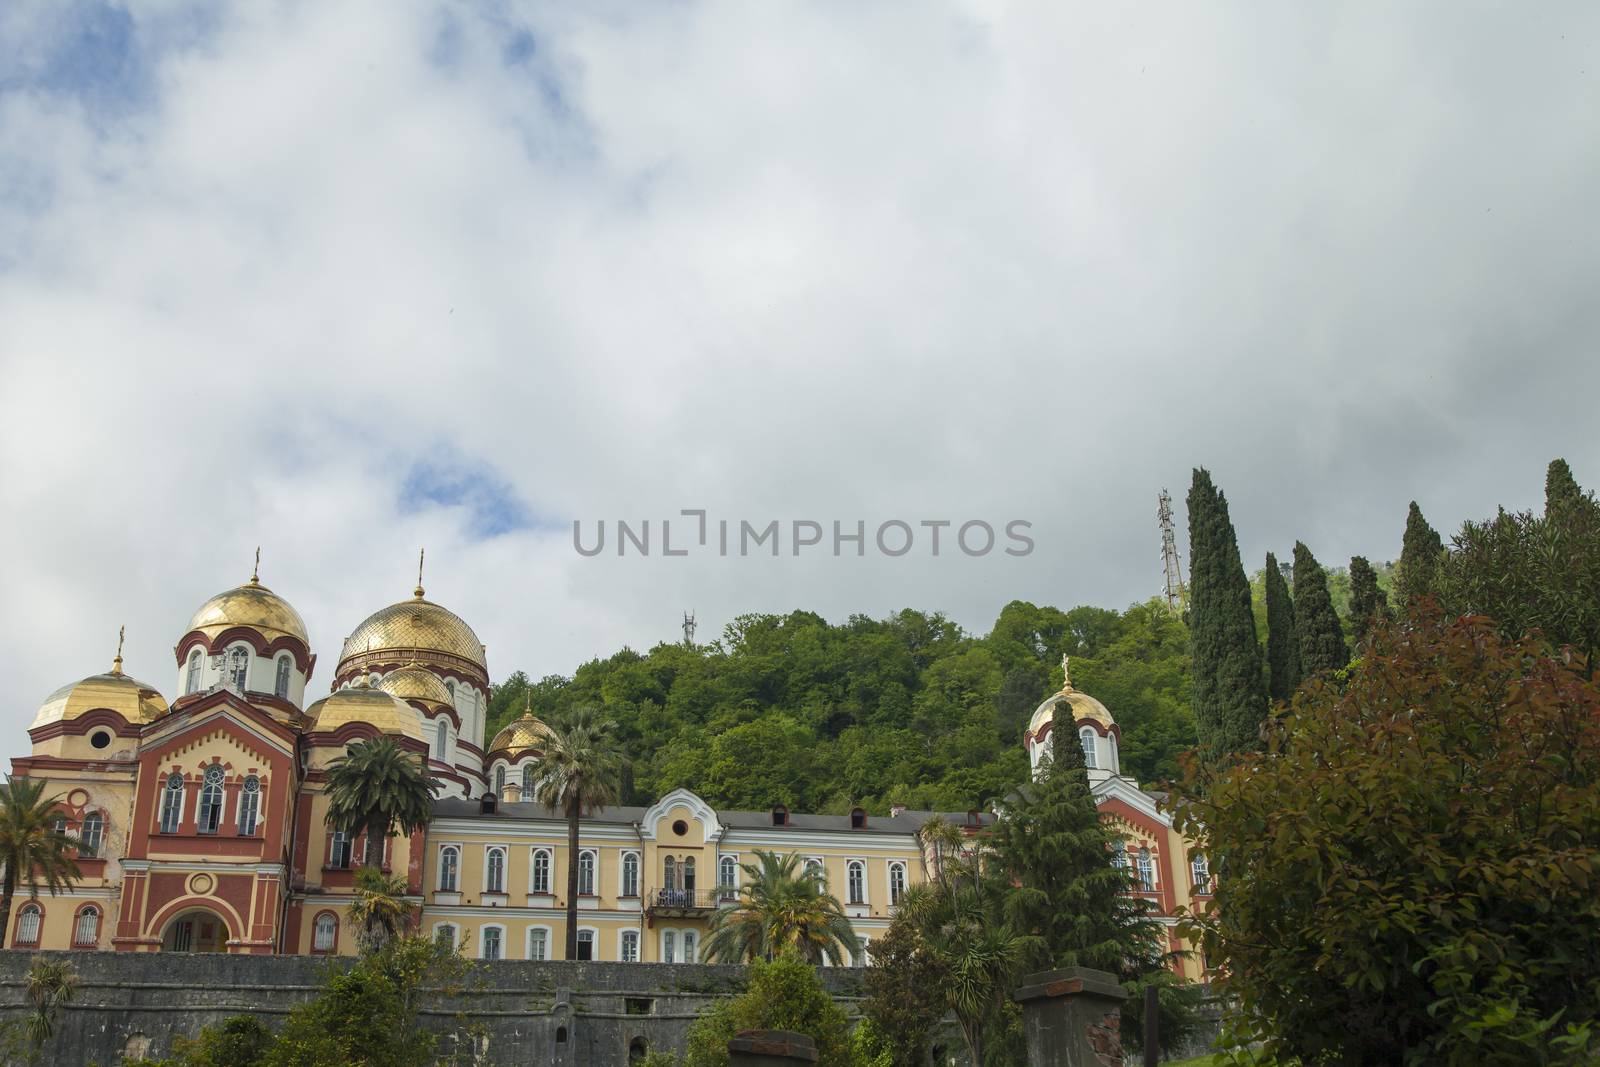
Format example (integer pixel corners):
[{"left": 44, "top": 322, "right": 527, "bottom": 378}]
[
  {"left": 682, "top": 953, "right": 859, "bottom": 1067},
  {"left": 1174, "top": 608, "right": 1600, "bottom": 1065}
]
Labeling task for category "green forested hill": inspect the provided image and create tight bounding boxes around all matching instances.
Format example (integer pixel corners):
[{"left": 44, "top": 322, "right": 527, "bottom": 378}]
[{"left": 484, "top": 598, "right": 1197, "bottom": 814}]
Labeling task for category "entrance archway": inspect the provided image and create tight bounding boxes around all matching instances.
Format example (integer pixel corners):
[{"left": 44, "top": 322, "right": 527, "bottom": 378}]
[{"left": 162, "top": 908, "right": 229, "bottom": 952}]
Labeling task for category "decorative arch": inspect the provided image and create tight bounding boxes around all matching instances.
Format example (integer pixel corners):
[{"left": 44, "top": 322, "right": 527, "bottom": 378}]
[
  {"left": 638, "top": 788, "right": 724, "bottom": 842},
  {"left": 71, "top": 901, "right": 104, "bottom": 948},
  {"left": 11, "top": 901, "right": 44, "bottom": 947},
  {"left": 146, "top": 895, "right": 243, "bottom": 947},
  {"left": 310, "top": 910, "right": 340, "bottom": 954}
]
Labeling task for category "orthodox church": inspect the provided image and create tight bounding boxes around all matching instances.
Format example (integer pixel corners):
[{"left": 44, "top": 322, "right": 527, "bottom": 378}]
[{"left": 10, "top": 566, "right": 1207, "bottom": 979}]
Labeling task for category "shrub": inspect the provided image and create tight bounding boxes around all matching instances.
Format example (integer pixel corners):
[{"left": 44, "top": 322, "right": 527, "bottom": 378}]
[{"left": 682, "top": 953, "right": 859, "bottom": 1067}]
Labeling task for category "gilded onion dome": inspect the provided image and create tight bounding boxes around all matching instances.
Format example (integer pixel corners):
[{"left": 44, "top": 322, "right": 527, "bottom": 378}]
[
  {"left": 336, "top": 581, "right": 487, "bottom": 681},
  {"left": 1027, "top": 657, "right": 1114, "bottom": 739},
  {"left": 377, "top": 663, "right": 454, "bottom": 707},
  {"left": 305, "top": 681, "right": 426, "bottom": 743},
  {"left": 488, "top": 711, "right": 554, "bottom": 760},
  {"left": 31, "top": 660, "right": 169, "bottom": 730},
  {"left": 186, "top": 575, "right": 309, "bottom": 647}
]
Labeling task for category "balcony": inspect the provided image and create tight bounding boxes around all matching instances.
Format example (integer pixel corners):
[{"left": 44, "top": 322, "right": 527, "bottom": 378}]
[{"left": 645, "top": 888, "right": 721, "bottom": 918}]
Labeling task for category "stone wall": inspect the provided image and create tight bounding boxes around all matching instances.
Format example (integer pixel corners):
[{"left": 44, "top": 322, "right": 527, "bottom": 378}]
[{"left": 0, "top": 950, "right": 867, "bottom": 1066}]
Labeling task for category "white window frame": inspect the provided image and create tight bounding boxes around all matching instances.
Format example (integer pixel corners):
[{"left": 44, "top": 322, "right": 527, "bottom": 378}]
[
  {"left": 620, "top": 928, "right": 640, "bottom": 963},
  {"left": 578, "top": 849, "right": 598, "bottom": 896},
  {"left": 481, "top": 924, "right": 505, "bottom": 960},
  {"left": 887, "top": 860, "right": 907, "bottom": 905},
  {"left": 718, "top": 854, "right": 739, "bottom": 893},
  {"left": 438, "top": 845, "right": 460, "bottom": 892},
  {"left": 434, "top": 720, "right": 448, "bottom": 760},
  {"left": 682, "top": 928, "right": 698, "bottom": 963},
  {"left": 329, "top": 829, "right": 353, "bottom": 869},
  {"left": 185, "top": 650, "right": 202, "bottom": 694},
  {"left": 312, "top": 912, "right": 337, "bottom": 952},
  {"left": 804, "top": 856, "right": 826, "bottom": 882},
  {"left": 1137, "top": 847, "right": 1156, "bottom": 892},
  {"left": 228, "top": 645, "right": 250, "bottom": 691},
  {"left": 197, "top": 765, "right": 226, "bottom": 834},
  {"left": 521, "top": 764, "right": 536, "bottom": 795},
  {"left": 1080, "top": 726, "right": 1098, "bottom": 770},
  {"left": 16, "top": 904, "right": 42, "bottom": 945},
  {"left": 531, "top": 848, "right": 552, "bottom": 894},
  {"left": 237, "top": 775, "right": 260, "bottom": 836},
  {"left": 620, "top": 851, "right": 640, "bottom": 898},
  {"left": 274, "top": 655, "right": 292, "bottom": 699},
  {"left": 1108, "top": 732, "right": 1119, "bottom": 773},
  {"left": 494, "top": 765, "right": 506, "bottom": 794},
  {"left": 80, "top": 811, "right": 105, "bottom": 857},
  {"left": 1190, "top": 853, "right": 1210, "bottom": 893},
  {"left": 527, "top": 925, "right": 551, "bottom": 961},
  {"left": 662, "top": 928, "right": 677, "bottom": 964},
  {"left": 846, "top": 859, "right": 867, "bottom": 905},
  {"left": 73, "top": 904, "right": 101, "bottom": 947},
  {"left": 576, "top": 926, "right": 597, "bottom": 961},
  {"left": 484, "top": 846, "right": 507, "bottom": 894},
  {"left": 159, "top": 772, "right": 184, "bottom": 834},
  {"left": 434, "top": 922, "right": 458, "bottom": 949}
]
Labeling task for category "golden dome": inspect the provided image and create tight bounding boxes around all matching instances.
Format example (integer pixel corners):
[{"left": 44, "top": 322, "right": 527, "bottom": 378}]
[
  {"left": 1028, "top": 686, "right": 1114, "bottom": 740},
  {"left": 378, "top": 664, "right": 454, "bottom": 707},
  {"left": 32, "top": 668, "right": 168, "bottom": 730},
  {"left": 306, "top": 682, "right": 425, "bottom": 743},
  {"left": 488, "top": 711, "right": 554, "bottom": 759},
  {"left": 186, "top": 578, "right": 309, "bottom": 646},
  {"left": 337, "top": 590, "right": 486, "bottom": 678}
]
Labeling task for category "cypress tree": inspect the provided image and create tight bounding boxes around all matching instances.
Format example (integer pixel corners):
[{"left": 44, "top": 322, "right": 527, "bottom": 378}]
[
  {"left": 1348, "top": 555, "right": 1389, "bottom": 645},
  {"left": 1185, "top": 469, "right": 1268, "bottom": 753},
  {"left": 1397, "top": 501, "right": 1445, "bottom": 604},
  {"left": 1292, "top": 542, "right": 1349, "bottom": 677},
  {"left": 1264, "top": 552, "right": 1301, "bottom": 703},
  {"left": 1546, "top": 458, "right": 1582, "bottom": 517}
]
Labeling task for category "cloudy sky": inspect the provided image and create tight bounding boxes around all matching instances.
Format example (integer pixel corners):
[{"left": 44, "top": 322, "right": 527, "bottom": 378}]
[{"left": 2, "top": 1, "right": 1597, "bottom": 751}]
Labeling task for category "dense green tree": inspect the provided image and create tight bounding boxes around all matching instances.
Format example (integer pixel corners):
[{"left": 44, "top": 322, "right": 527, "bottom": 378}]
[
  {"left": 1397, "top": 501, "right": 1445, "bottom": 604},
  {"left": 1186, "top": 468, "right": 1268, "bottom": 753},
  {"left": 1347, "top": 555, "right": 1389, "bottom": 645},
  {"left": 526, "top": 709, "right": 624, "bottom": 960},
  {"left": 1263, "top": 553, "right": 1301, "bottom": 702},
  {"left": 1546, "top": 457, "right": 1583, "bottom": 516},
  {"left": 703, "top": 850, "right": 860, "bottom": 965},
  {"left": 861, "top": 920, "right": 949, "bottom": 1067},
  {"left": 324, "top": 736, "right": 436, "bottom": 870},
  {"left": 0, "top": 777, "right": 81, "bottom": 945},
  {"left": 1172, "top": 609, "right": 1600, "bottom": 1065},
  {"left": 1292, "top": 542, "right": 1348, "bottom": 678},
  {"left": 683, "top": 953, "right": 860, "bottom": 1067}
]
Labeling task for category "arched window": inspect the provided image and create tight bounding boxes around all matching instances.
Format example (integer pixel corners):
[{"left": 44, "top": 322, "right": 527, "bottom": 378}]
[
  {"left": 888, "top": 862, "right": 906, "bottom": 905},
  {"left": 15, "top": 904, "right": 42, "bottom": 946},
  {"left": 185, "top": 650, "right": 202, "bottom": 694},
  {"left": 621, "top": 852, "right": 639, "bottom": 897},
  {"left": 435, "top": 924, "right": 457, "bottom": 948},
  {"left": 620, "top": 929, "right": 639, "bottom": 962},
  {"left": 578, "top": 850, "right": 596, "bottom": 896},
  {"left": 663, "top": 930, "right": 677, "bottom": 964},
  {"left": 1108, "top": 732, "right": 1119, "bottom": 773},
  {"left": 847, "top": 860, "right": 866, "bottom": 905},
  {"left": 274, "top": 655, "right": 292, "bottom": 698},
  {"left": 805, "top": 857, "right": 824, "bottom": 881},
  {"left": 718, "top": 855, "right": 738, "bottom": 893},
  {"left": 1111, "top": 847, "right": 1130, "bottom": 876},
  {"left": 312, "top": 912, "right": 337, "bottom": 952},
  {"left": 434, "top": 720, "right": 447, "bottom": 759},
  {"left": 482, "top": 926, "right": 502, "bottom": 960},
  {"left": 1137, "top": 847, "right": 1155, "bottom": 892},
  {"left": 1191, "top": 854, "right": 1210, "bottom": 894},
  {"left": 528, "top": 928, "right": 548, "bottom": 960},
  {"left": 682, "top": 930, "right": 697, "bottom": 963},
  {"left": 494, "top": 766, "right": 506, "bottom": 794},
  {"left": 663, "top": 856, "right": 677, "bottom": 892},
  {"left": 683, "top": 856, "right": 696, "bottom": 893},
  {"left": 197, "top": 765, "right": 225, "bottom": 834},
  {"left": 439, "top": 846, "right": 459, "bottom": 892},
  {"left": 1079, "top": 726, "right": 1098, "bottom": 770},
  {"left": 531, "top": 849, "right": 551, "bottom": 893},
  {"left": 445, "top": 680, "right": 456, "bottom": 702},
  {"left": 576, "top": 928, "right": 594, "bottom": 961},
  {"left": 73, "top": 905, "right": 100, "bottom": 948},
  {"left": 329, "top": 830, "right": 352, "bottom": 869},
  {"left": 521, "top": 765, "right": 535, "bottom": 795},
  {"left": 228, "top": 646, "right": 249, "bottom": 691},
  {"left": 237, "top": 775, "right": 260, "bottom": 836},
  {"left": 486, "top": 848, "right": 506, "bottom": 893},
  {"left": 159, "top": 772, "right": 184, "bottom": 833},
  {"left": 79, "top": 812, "right": 104, "bottom": 857}
]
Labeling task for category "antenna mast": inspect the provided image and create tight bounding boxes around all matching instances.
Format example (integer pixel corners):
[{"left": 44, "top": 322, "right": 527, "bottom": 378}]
[
  {"left": 682, "top": 611, "right": 697, "bottom": 647},
  {"left": 1158, "top": 489, "right": 1187, "bottom": 611}
]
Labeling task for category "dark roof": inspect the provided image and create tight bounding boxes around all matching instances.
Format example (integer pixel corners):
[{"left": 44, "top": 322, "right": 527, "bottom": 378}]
[{"left": 431, "top": 797, "right": 993, "bottom": 833}]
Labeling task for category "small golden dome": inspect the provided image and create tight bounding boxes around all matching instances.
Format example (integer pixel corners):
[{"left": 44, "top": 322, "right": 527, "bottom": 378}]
[
  {"left": 488, "top": 711, "right": 554, "bottom": 759},
  {"left": 186, "top": 578, "right": 309, "bottom": 646},
  {"left": 32, "top": 670, "right": 169, "bottom": 730},
  {"left": 306, "top": 682, "right": 425, "bottom": 743},
  {"left": 378, "top": 664, "right": 454, "bottom": 707},
  {"left": 337, "top": 592, "right": 486, "bottom": 678},
  {"left": 1028, "top": 686, "right": 1114, "bottom": 740}
]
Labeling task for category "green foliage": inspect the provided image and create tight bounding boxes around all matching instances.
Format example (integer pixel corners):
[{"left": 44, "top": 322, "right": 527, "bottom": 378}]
[
  {"left": 861, "top": 918, "right": 949, "bottom": 1067},
  {"left": 324, "top": 736, "right": 436, "bottom": 869},
  {"left": 484, "top": 599, "right": 1196, "bottom": 815},
  {"left": 1290, "top": 542, "right": 1347, "bottom": 679},
  {"left": 1186, "top": 469, "right": 1268, "bottom": 754},
  {"left": 1435, "top": 463, "right": 1600, "bottom": 669},
  {"left": 1347, "top": 554, "right": 1390, "bottom": 646},
  {"left": 681, "top": 954, "right": 859, "bottom": 1067},
  {"left": 0, "top": 777, "right": 82, "bottom": 945},
  {"left": 1546, "top": 457, "right": 1583, "bottom": 516},
  {"left": 1172, "top": 608, "right": 1600, "bottom": 1065},
  {"left": 22, "top": 957, "right": 76, "bottom": 1050},
  {"left": 1120, "top": 969, "right": 1207, "bottom": 1059},
  {"left": 349, "top": 867, "right": 412, "bottom": 955},
  {"left": 703, "top": 849, "right": 859, "bottom": 965},
  {"left": 1262, "top": 553, "right": 1300, "bottom": 703},
  {"left": 1397, "top": 500, "right": 1444, "bottom": 604},
  {"left": 140, "top": 1015, "right": 275, "bottom": 1066}
]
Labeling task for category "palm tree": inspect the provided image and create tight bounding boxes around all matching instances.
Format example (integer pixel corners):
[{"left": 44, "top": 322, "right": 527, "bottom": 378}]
[
  {"left": 349, "top": 867, "right": 412, "bottom": 954},
  {"left": 23, "top": 957, "right": 77, "bottom": 1048},
  {"left": 0, "top": 777, "right": 82, "bottom": 944},
  {"left": 324, "top": 736, "right": 436, "bottom": 870},
  {"left": 526, "top": 709, "right": 623, "bottom": 960},
  {"left": 703, "top": 850, "right": 861, "bottom": 965}
]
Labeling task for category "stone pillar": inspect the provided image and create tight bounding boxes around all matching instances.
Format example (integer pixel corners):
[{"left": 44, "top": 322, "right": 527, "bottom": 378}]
[
  {"left": 1014, "top": 967, "right": 1127, "bottom": 1067},
  {"left": 727, "top": 1030, "right": 818, "bottom": 1066}
]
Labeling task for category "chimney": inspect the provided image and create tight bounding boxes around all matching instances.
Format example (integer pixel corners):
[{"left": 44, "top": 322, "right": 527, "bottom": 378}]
[{"left": 889, "top": 805, "right": 906, "bottom": 818}]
